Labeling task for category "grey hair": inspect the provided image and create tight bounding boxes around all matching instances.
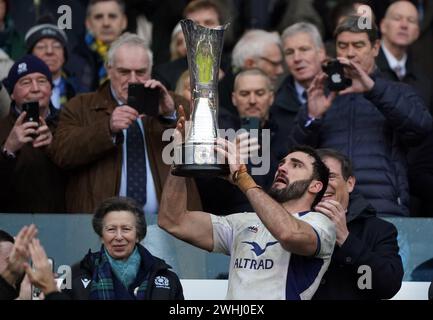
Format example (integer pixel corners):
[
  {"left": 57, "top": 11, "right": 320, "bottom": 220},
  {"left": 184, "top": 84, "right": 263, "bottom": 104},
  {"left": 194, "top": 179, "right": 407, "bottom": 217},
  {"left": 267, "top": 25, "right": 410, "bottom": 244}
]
[
  {"left": 234, "top": 68, "right": 274, "bottom": 92},
  {"left": 107, "top": 32, "right": 154, "bottom": 71},
  {"left": 231, "top": 29, "right": 281, "bottom": 72},
  {"left": 92, "top": 196, "right": 147, "bottom": 242},
  {"left": 281, "top": 22, "right": 324, "bottom": 49}
]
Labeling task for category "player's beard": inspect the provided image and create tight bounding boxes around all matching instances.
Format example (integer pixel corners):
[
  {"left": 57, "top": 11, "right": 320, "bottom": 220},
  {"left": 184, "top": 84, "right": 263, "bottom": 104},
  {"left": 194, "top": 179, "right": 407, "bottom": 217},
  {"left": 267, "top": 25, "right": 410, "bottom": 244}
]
[{"left": 268, "top": 178, "right": 312, "bottom": 203}]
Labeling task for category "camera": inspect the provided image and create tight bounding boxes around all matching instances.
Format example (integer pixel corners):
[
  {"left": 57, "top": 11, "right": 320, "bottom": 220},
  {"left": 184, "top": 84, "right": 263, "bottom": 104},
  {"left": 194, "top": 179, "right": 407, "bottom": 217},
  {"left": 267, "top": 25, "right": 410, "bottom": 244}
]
[
  {"left": 322, "top": 59, "right": 352, "bottom": 91},
  {"left": 127, "top": 83, "right": 159, "bottom": 116},
  {"left": 22, "top": 101, "right": 40, "bottom": 124}
]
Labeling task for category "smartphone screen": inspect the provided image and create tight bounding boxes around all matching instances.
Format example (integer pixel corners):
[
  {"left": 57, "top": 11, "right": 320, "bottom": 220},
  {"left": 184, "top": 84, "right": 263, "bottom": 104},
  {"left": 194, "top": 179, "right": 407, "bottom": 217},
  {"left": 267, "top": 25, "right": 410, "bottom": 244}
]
[
  {"left": 240, "top": 117, "right": 261, "bottom": 131},
  {"left": 127, "top": 83, "right": 159, "bottom": 116},
  {"left": 22, "top": 101, "right": 40, "bottom": 124}
]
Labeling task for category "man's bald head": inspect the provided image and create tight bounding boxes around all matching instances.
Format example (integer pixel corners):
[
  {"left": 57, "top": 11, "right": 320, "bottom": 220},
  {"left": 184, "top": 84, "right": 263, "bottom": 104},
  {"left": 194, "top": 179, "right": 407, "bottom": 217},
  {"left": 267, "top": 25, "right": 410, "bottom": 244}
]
[{"left": 381, "top": 1, "right": 419, "bottom": 49}]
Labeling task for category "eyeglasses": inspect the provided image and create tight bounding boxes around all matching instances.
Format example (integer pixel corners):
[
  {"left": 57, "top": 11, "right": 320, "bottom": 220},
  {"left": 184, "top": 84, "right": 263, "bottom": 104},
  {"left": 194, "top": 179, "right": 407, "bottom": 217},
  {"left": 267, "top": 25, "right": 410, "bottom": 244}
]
[
  {"left": 259, "top": 56, "right": 283, "bottom": 68},
  {"left": 34, "top": 43, "right": 63, "bottom": 52}
]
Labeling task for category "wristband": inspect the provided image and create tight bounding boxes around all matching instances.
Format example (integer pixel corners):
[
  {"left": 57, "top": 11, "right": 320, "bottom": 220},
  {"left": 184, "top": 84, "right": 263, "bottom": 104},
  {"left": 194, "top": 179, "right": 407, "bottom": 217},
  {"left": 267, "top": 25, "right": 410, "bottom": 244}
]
[{"left": 232, "top": 165, "right": 261, "bottom": 193}]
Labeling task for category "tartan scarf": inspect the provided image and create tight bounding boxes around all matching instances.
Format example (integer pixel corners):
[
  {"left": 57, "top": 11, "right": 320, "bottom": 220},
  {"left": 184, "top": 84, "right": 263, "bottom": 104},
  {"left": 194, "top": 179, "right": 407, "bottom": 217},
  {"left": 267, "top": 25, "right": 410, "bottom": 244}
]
[
  {"left": 106, "top": 246, "right": 141, "bottom": 288},
  {"left": 88, "top": 245, "right": 149, "bottom": 300},
  {"left": 85, "top": 32, "right": 108, "bottom": 85}
]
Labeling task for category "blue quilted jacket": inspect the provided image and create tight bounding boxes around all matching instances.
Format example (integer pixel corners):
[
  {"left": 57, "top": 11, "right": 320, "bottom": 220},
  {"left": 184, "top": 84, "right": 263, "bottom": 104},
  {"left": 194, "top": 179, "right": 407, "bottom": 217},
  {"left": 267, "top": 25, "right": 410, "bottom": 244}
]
[{"left": 291, "top": 74, "right": 432, "bottom": 216}]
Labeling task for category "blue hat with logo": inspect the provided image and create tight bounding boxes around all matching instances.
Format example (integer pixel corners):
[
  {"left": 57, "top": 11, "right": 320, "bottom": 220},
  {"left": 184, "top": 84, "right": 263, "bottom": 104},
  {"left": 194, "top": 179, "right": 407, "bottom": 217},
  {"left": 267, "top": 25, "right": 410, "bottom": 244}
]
[{"left": 3, "top": 54, "right": 52, "bottom": 94}]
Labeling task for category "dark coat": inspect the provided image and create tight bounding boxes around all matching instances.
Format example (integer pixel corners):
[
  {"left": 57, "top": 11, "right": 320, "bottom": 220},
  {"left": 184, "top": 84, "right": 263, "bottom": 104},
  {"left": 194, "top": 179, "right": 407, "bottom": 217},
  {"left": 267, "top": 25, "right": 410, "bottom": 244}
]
[
  {"left": 0, "top": 275, "right": 18, "bottom": 300},
  {"left": 64, "top": 244, "right": 184, "bottom": 300},
  {"left": 66, "top": 40, "right": 103, "bottom": 93},
  {"left": 290, "top": 73, "right": 432, "bottom": 216},
  {"left": 270, "top": 75, "right": 304, "bottom": 151},
  {"left": 50, "top": 81, "right": 201, "bottom": 213},
  {"left": 0, "top": 105, "right": 66, "bottom": 213},
  {"left": 376, "top": 47, "right": 433, "bottom": 217},
  {"left": 376, "top": 47, "right": 433, "bottom": 113},
  {"left": 313, "top": 193, "right": 404, "bottom": 300}
]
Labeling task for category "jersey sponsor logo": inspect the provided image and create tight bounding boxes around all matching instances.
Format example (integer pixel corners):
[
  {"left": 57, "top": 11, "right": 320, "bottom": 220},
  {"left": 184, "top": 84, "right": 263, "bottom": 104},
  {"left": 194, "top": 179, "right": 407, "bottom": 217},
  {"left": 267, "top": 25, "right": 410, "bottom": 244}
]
[
  {"left": 234, "top": 257, "right": 274, "bottom": 270},
  {"left": 242, "top": 241, "right": 278, "bottom": 256},
  {"left": 233, "top": 241, "right": 278, "bottom": 270}
]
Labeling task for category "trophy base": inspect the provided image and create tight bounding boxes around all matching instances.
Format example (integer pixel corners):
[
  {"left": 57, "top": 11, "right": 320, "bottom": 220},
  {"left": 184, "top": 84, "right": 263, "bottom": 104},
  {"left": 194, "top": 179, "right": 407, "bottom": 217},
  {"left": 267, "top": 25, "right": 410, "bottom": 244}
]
[
  {"left": 172, "top": 142, "right": 230, "bottom": 177},
  {"left": 172, "top": 163, "right": 230, "bottom": 177}
]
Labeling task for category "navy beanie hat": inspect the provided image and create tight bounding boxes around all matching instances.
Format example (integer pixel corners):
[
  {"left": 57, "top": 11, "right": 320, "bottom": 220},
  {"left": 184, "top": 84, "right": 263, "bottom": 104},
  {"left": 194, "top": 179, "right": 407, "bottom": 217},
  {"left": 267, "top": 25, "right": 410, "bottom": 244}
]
[
  {"left": 25, "top": 23, "right": 68, "bottom": 61},
  {"left": 3, "top": 55, "right": 52, "bottom": 94}
]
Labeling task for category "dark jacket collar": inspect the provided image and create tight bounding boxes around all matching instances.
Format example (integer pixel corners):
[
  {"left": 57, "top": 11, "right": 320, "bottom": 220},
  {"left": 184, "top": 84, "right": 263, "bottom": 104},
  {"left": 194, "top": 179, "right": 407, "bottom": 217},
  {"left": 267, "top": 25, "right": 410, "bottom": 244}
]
[
  {"left": 9, "top": 101, "right": 59, "bottom": 126},
  {"left": 273, "top": 75, "right": 303, "bottom": 112},
  {"left": 346, "top": 192, "right": 377, "bottom": 223},
  {"left": 376, "top": 46, "right": 418, "bottom": 81},
  {"left": 80, "top": 243, "right": 171, "bottom": 275},
  {"left": 89, "top": 80, "right": 117, "bottom": 112}
]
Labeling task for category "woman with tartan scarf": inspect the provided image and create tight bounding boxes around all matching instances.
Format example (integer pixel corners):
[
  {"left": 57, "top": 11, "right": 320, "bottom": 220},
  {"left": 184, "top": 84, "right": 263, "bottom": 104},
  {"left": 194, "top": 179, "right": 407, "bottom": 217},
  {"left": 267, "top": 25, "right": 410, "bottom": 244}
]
[{"left": 63, "top": 197, "right": 184, "bottom": 300}]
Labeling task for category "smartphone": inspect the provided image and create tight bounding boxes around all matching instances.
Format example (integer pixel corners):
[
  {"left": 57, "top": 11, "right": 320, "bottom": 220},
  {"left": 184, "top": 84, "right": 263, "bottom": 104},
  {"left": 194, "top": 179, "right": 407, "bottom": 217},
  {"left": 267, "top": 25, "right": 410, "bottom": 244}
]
[
  {"left": 127, "top": 83, "right": 159, "bottom": 116},
  {"left": 31, "top": 258, "right": 54, "bottom": 300},
  {"left": 22, "top": 101, "right": 40, "bottom": 124},
  {"left": 241, "top": 117, "right": 261, "bottom": 131},
  {"left": 322, "top": 59, "right": 352, "bottom": 91}
]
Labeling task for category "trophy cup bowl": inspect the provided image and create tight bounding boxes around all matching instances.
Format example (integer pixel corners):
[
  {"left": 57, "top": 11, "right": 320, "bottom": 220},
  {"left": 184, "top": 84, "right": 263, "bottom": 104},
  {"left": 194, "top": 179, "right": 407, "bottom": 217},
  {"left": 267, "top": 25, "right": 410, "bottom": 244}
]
[{"left": 172, "top": 19, "right": 230, "bottom": 177}]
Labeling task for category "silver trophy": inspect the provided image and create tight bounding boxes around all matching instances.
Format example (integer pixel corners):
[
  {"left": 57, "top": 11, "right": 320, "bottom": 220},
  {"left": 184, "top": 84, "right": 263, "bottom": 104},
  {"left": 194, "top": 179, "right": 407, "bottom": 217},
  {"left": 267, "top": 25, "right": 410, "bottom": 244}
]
[{"left": 172, "top": 19, "right": 230, "bottom": 177}]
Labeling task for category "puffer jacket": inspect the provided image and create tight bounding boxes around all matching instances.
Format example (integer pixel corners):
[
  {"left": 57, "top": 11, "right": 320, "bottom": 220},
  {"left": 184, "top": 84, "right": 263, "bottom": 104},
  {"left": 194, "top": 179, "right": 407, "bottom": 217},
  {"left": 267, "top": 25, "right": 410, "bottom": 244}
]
[{"left": 291, "top": 73, "right": 432, "bottom": 216}]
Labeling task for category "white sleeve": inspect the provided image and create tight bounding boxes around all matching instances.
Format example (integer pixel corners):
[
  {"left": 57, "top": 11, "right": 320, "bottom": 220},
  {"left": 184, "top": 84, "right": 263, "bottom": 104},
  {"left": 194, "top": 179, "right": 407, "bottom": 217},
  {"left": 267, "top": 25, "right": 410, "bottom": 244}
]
[
  {"left": 303, "top": 212, "right": 336, "bottom": 259},
  {"left": 210, "top": 214, "right": 235, "bottom": 255}
]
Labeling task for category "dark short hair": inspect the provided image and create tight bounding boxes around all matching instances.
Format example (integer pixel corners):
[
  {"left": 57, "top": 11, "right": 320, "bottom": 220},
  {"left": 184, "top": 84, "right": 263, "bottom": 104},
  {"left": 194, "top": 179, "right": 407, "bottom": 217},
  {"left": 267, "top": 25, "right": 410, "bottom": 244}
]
[
  {"left": 92, "top": 197, "right": 146, "bottom": 241},
  {"left": 0, "top": 230, "right": 14, "bottom": 244},
  {"left": 183, "top": 0, "right": 222, "bottom": 23},
  {"left": 288, "top": 145, "right": 330, "bottom": 208},
  {"left": 87, "top": 0, "right": 125, "bottom": 16},
  {"left": 316, "top": 148, "right": 354, "bottom": 181},
  {"left": 334, "top": 14, "right": 379, "bottom": 44}
]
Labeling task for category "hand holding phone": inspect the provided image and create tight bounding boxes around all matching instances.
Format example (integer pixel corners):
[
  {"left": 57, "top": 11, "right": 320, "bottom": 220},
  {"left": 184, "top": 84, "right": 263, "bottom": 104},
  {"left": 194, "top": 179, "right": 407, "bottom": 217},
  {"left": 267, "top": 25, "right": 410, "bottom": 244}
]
[
  {"left": 22, "top": 101, "right": 40, "bottom": 124},
  {"left": 20, "top": 101, "right": 40, "bottom": 140},
  {"left": 127, "top": 83, "right": 159, "bottom": 116},
  {"left": 322, "top": 59, "right": 352, "bottom": 91},
  {"left": 240, "top": 117, "right": 261, "bottom": 131}
]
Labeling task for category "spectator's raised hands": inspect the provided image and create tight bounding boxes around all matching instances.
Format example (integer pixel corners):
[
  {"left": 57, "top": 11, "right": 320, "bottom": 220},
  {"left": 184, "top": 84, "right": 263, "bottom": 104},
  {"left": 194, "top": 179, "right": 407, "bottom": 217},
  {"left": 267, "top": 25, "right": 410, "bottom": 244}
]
[
  {"left": 307, "top": 72, "right": 337, "bottom": 119},
  {"left": 337, "top": 57, "right": 375, "bottom": 95},
  {"left": 24, "top": 239, "right": 58, "bottom": 296},
  {"left": 315, "top": 199, "right": 349, "bottom": 246},
  {"left": 2, "top": 225, "right": 38, "bottom": 287},
  {"left": 109, "top": 105, "right": 139, "bottom": 134},
  {"left": 144, "top": 79, "right": 175, "bottom": 117}
]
